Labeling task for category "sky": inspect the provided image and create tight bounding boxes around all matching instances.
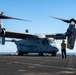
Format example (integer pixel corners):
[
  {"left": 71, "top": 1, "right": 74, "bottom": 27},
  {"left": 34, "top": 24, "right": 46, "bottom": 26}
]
[{"left": 0, "top": 0, "right": 76, "bottom": 53}]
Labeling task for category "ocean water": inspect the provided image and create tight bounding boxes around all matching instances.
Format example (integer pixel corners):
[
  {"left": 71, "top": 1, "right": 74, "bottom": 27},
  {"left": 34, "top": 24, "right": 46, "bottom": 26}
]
[
  {"left": 57, "top": 52, "right": 76, "bottom": 56},
  {"left": 0, "top": 52, "right": 17, "bottom": 55}
]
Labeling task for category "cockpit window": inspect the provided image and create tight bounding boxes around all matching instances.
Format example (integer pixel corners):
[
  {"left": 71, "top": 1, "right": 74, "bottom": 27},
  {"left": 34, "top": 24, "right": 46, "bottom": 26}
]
[
  {"left": 42, "top": 38, "right": 55, "bottom": 45},
  {"left": 48, "top": 39, "right": 54, "bottom": 43},
  {"left": 48, "top": 38, "right": 55, "bottom": 44},
  {"left": 42, "top": 38, "right": 49, "bottom": 44}
]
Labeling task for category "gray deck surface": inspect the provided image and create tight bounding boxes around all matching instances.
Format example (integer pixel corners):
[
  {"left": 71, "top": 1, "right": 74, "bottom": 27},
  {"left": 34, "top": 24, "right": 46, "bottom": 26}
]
[{"left": 0, "top": 55, "right": 76, "bottom": 75}]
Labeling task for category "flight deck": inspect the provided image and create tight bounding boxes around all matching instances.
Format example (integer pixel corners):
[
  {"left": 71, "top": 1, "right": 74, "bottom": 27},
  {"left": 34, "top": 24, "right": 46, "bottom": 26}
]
[{"left": 0, "top": 55, "right": 76, "bottom": 75}]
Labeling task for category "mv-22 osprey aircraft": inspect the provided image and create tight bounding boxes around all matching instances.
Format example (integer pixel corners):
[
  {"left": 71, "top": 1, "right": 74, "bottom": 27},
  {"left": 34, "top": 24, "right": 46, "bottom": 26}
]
[
  {"left": 0, "top": 12, "right": 75, "bottom": 56},
  {"left": 0, "top": 12, "right": 59, "bottom": 56}
]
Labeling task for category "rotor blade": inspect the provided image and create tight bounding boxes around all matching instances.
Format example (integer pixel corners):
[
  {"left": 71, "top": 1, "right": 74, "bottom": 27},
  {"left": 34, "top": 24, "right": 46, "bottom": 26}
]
[
  {"left": 49, "top": 16, "right": 70, "bottom": 23},
  {"left": 0, "top": 15, "right": 32, "bottom": 22}
]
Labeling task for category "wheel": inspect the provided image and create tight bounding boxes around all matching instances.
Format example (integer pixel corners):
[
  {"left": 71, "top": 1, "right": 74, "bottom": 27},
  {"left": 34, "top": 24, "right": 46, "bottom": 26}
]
[
  {"left": 52, "top": 52, "right": 56, "bottom": 56},
  {"left": 39, "top": 53, "right": 43, "bottom": 56},
  {"left": 18, "top": 51, "right": 23, "bottom": 56}
]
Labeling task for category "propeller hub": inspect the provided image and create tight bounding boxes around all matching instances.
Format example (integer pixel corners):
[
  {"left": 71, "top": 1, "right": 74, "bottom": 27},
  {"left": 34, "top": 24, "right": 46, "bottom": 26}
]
[
  {"left": 0, "top": 12, "right": 3, "bottom": 16},
  {"left": 70, "top": 21, "right": 75, "bottom": 25},
  {"left": 70, "top": 18, "right": 74, "bottom": 21},
  {"left": 70, "top": 18, "right": 76, "bottom": 25}
]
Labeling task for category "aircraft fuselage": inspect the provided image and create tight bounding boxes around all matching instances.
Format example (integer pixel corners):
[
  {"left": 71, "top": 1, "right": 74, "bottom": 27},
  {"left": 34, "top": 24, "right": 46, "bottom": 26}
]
[{"left": 13, "top": 34, "right": 59, "bottom": 56}]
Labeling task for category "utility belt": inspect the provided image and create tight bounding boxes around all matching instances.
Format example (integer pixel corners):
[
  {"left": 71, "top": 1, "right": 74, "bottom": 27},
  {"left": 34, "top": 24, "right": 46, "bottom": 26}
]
[{"left": 61, "top": 49, "right": 66, "bottom": 51}]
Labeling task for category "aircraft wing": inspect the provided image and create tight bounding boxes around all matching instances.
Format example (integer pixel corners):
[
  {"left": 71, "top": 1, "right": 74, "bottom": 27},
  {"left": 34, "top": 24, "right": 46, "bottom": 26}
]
[
  {"left": 4, "top": 31, "right": 70, "bottom": 40},
  {"left": 5, "top": 31, "right": 33, "bottom": 39},
  {"left": 45, "top": 34, "right": 67, "bottom": 39}
]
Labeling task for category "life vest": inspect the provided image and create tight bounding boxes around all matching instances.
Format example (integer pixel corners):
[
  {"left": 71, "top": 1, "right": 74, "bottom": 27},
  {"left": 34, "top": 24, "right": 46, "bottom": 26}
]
[{"left": 61, "top": 43, "right": 66, "bottom": 49}]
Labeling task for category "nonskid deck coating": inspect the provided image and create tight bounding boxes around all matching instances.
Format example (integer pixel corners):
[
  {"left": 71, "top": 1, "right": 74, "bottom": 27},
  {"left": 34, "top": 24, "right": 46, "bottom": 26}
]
[{"left": 0, "top": 55, "right": 76, "bottom": 75}]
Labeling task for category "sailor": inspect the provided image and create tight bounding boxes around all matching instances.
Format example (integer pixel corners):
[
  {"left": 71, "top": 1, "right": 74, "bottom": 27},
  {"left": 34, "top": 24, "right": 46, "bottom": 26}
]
[{"left": 61, "top": 40, "right": 66, "bottom": 58}]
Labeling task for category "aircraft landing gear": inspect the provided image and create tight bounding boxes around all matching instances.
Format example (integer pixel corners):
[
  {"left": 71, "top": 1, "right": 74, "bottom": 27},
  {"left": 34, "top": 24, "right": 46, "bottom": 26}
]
[
  {"left": 52, "top": 52, "right": 56, "bottom": 56},
  {"left": 18, "top": 51, "right": 23, "bottom": 56},
  {"left": 39, "top": 53, "right": 43, "bottom": 56}
]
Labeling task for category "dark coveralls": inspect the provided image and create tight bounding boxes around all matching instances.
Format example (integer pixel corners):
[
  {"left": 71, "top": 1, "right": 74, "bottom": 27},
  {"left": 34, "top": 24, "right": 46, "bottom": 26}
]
[{"left": 61, "top": 40, "right": 66, "bottom": 58}]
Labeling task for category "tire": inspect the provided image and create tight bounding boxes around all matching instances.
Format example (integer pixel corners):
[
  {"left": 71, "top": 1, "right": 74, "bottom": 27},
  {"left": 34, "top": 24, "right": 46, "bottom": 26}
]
[
  {"left": 18, "top": 51, "right": 23, "bottom": 56},
  {"left": 39, "top": 53, "right": 43, "bottom": 56},
  {"left": 52, "top": 52, "right": 56, "bottom": 56}
]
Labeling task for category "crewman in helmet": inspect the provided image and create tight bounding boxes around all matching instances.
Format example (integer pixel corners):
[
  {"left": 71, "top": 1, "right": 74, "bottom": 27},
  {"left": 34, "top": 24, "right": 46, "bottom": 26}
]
[{"left": 61, "top": 40, "right": 66, "bottom": 58}]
